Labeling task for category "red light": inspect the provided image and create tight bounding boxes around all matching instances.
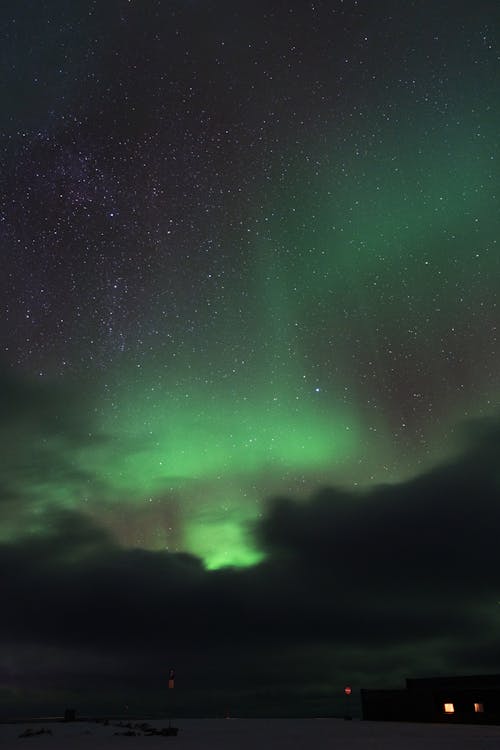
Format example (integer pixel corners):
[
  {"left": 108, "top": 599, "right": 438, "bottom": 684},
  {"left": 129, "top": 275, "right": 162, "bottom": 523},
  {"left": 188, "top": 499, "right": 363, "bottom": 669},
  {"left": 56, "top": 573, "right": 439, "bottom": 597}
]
[{"left": 344, "top": 686, "right": 352, "bottom": 696}]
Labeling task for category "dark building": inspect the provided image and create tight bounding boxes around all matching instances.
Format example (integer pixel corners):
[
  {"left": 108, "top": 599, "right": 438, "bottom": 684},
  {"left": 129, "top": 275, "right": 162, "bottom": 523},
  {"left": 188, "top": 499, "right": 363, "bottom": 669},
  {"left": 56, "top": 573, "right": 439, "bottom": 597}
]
[{"left": 361, "top": 675, "right": 500, "bottom": 724}]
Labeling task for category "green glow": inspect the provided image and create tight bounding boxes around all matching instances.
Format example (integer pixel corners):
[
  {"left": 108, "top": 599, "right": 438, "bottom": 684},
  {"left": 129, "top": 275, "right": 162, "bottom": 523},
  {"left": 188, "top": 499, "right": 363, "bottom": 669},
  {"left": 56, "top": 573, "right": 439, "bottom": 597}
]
[
  {"left": 184, "top": 517, "right": 264, "bottom": 570},
  {"left": 90, "top": 390, "right": 355, "bottom": 488},
  {"left": 15, "top": 353, "right": 354, "bottom": 568},
  {"left": 261, "top": 121, "right": 498, "bottom": 319}
]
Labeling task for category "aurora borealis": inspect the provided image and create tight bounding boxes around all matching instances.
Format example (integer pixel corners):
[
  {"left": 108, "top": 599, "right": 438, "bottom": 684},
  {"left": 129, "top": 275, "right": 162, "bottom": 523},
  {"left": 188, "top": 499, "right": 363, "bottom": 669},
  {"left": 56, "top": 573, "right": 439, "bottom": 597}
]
[{"left": 2, "top": 0, "right": 500, "bottom": 717}]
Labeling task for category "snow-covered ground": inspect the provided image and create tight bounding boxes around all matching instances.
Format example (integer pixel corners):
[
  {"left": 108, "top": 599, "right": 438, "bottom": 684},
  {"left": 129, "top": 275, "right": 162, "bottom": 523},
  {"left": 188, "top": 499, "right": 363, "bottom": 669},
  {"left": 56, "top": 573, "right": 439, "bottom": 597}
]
[{"left": 3, "top": 717, "right": 500, "bottom": 749}]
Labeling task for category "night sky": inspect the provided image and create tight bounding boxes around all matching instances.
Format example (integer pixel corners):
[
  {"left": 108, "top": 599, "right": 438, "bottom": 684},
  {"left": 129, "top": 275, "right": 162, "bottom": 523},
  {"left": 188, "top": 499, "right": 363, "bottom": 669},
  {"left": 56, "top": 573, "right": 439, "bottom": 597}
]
[{"left": 1, "top": 0, "right": 500, "bottom": 718}]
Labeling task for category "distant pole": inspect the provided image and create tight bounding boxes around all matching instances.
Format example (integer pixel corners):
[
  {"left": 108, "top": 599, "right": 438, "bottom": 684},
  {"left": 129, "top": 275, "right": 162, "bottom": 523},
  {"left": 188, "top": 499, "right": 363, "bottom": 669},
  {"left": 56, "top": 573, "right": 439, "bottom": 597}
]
[
  {"left": 168, "top": 668, "right": 175, "bottom": 728},
  {"left": 344, "top": 686, "right": 352, "bottom": 720}
]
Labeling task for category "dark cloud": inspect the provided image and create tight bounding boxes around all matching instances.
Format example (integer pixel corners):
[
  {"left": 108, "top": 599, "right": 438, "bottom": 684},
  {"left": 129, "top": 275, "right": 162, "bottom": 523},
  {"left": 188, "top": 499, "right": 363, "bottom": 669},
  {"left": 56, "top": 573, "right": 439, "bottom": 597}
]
[
  {"left": 0, "top": 369, "right": 119, "bottom": 537},
  {"left": 0, "top": 368, "right": 95, "bottom": 439},
  {"left": 0, "top": 368, "right": 101, "bottom": 487},
  {"left": 2, "top": 416, "right": 500, "bottom": 715}
]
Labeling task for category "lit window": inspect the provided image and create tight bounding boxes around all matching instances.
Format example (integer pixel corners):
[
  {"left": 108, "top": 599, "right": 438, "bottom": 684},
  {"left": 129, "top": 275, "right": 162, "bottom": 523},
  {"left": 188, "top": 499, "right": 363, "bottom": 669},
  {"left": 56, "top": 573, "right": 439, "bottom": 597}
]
[
  {"left": 474, "top": 703, "right": 484, "bottom": 713},
  {"left": 444, "top": 703, "right": 455, "bottom": 714}
]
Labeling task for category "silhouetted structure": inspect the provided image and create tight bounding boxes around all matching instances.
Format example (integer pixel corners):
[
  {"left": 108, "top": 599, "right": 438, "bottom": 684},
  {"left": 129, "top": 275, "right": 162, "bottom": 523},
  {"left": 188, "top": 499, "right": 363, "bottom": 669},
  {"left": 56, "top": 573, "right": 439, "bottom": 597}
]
[
  {"left": 361, "top": 675, "right": 500, "bottom": 724},
  {"left": 63, "top": 708, "right": 76, "bottom": 722}
]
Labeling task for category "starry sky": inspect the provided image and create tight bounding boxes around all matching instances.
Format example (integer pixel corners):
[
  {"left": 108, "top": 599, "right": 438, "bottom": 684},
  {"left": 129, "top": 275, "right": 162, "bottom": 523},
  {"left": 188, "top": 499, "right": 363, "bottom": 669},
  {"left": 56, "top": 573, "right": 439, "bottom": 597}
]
[{"left": 1, "top": 0, "right": 500, "bottom": 718}]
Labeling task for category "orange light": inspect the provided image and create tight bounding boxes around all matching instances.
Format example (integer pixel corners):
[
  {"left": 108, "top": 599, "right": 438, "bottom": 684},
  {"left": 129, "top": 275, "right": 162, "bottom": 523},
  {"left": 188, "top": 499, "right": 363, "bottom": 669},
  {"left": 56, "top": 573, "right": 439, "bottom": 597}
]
[
  {"left": 444, "top": 703, "right": 454, "bottom": 714},
  {"left": 474, "top": 702, "right": 484, "bottom": 713}
]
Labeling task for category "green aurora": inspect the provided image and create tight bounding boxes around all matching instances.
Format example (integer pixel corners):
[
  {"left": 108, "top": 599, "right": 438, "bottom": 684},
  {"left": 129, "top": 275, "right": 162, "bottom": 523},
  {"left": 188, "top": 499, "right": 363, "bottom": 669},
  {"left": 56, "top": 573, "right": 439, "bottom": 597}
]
[
  {"left": 3, "top": 49, "right": 499, "bottom": 571},
  {"left": 109, "top": 114, "right": 496, "bottom": 566}
]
